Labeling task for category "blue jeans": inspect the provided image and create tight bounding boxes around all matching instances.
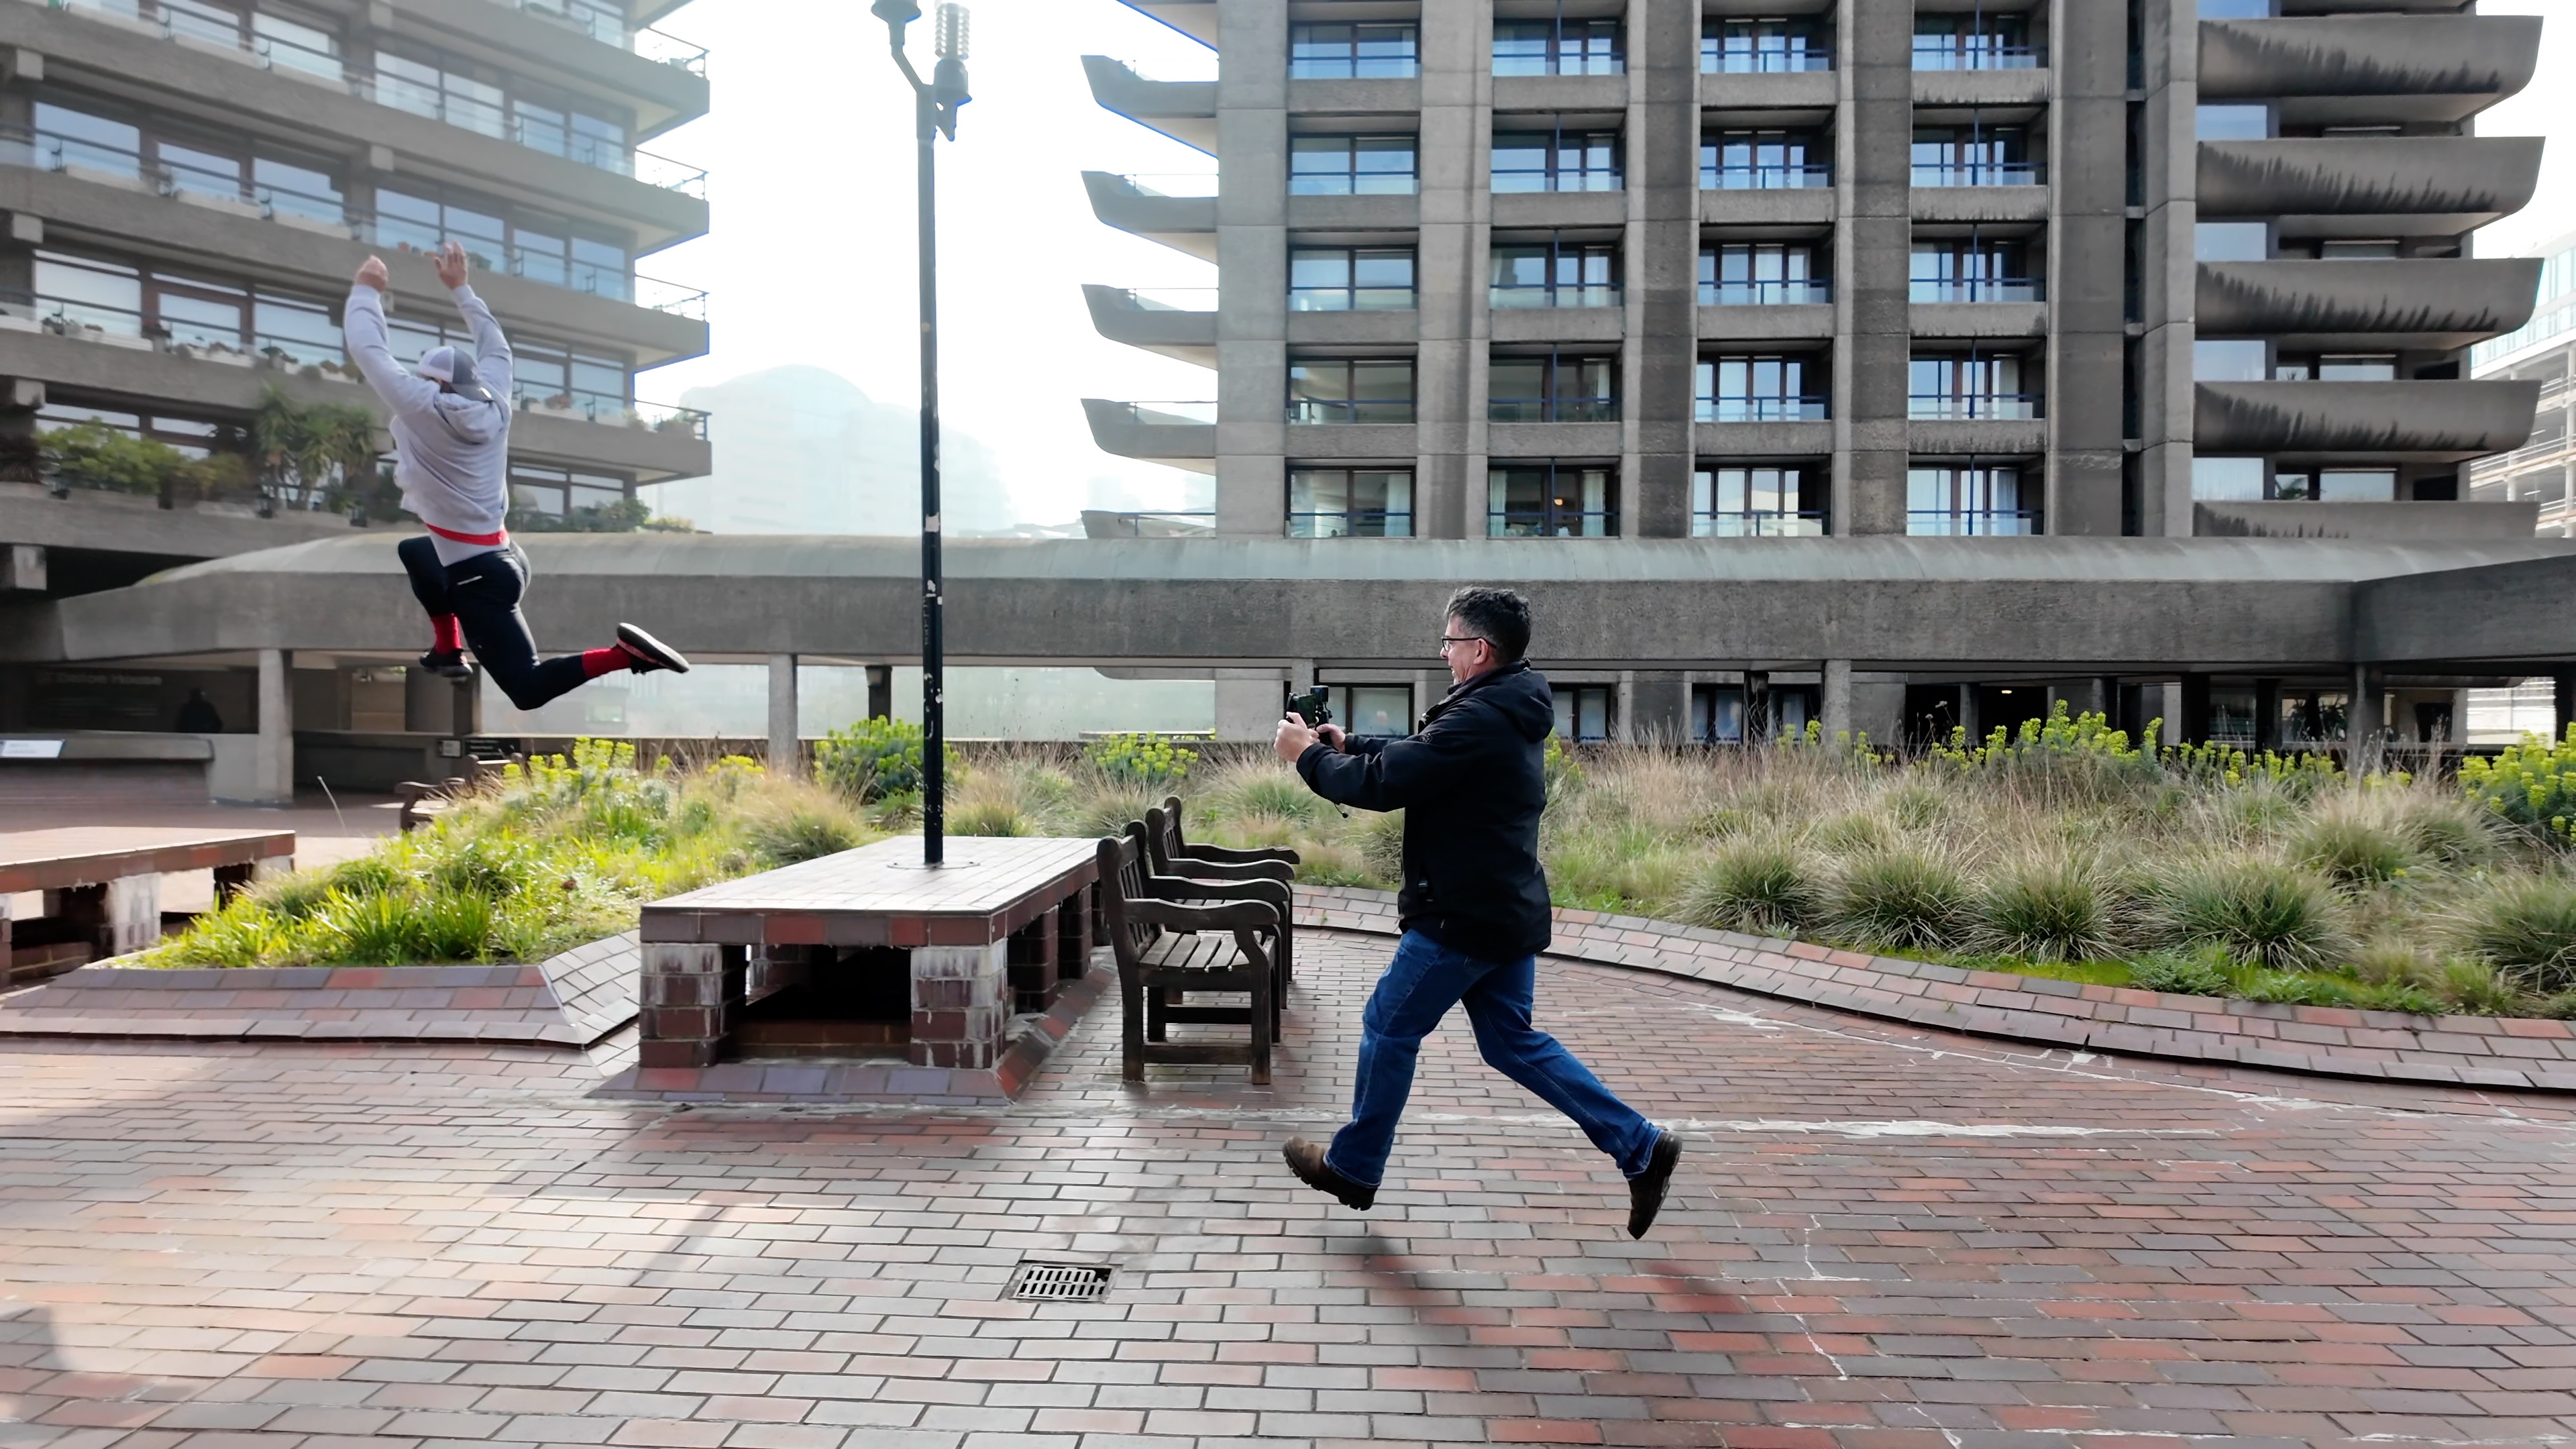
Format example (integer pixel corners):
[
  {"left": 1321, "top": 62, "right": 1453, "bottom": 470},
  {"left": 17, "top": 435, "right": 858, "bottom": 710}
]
[{"left": 1325, "top": 930, "right": 1660, "bottom": 1188}]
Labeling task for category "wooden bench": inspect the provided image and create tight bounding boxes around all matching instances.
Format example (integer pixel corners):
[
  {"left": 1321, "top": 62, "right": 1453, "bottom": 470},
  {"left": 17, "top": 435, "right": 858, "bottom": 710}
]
[
  {"left": 1136, "top": 806, "right": 1295, "bottom": 1000},
  {"left": 1097, "top": 830, "right": 1277, "bottom": 1085},
  {"left": 1160, "top": 795, "right": 1299, "bottom": 872},
  {"left": 394, "top": 753, "right": 521, "bottom": 832}
]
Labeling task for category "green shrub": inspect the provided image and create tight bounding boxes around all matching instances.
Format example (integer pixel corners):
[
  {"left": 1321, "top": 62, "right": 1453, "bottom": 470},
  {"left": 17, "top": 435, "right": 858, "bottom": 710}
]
[
  {"left": 2290, "top": 804, "right": 2417, "bottom": 891},
  {"left": 2391, "top": 795, "right": 2500, "bottom": 869},
  {"left": 1826, "top": 849, "right": 1968, "bottom": 952},
  {"left": 2239, "top": 970, "right": 2357, "bottom": 1007},
  {"left": 2460, "top": 725, "right": 2576, "bottom": 843},
  {"left": 1975, "top": 859, "right": 2116, "bottom": 963},
  {"left": 1810, "top": 812, "right": 1892, "bottom": 857},
  {"left": 814, "top": 718, "right": 961, "bottom": 803},
  {"left": 1676, "top": 837, "right": 1819, "bottom": 937},
  {"left": 1071, "top": 786, "right": 1161, "bottom": 840},
  {"left": 1085, "top": 732, "right": 1199, "bottom": 788},
  {"left": 2454, "top": 875, "right": 2576, "bottom": 993},
  {"left": 2129, "top": 949, "right": 2235, "bottom": 998},
  {"left": 1354, "top": 808, "right": 1407, "bottom": 882},
  {"left": 951, "top": 800, "right": 1032, "bottom": 837},
  {"left": 2440, "top": 959, "right": 2526, "bottom": 1016},
  {"left": 1211, "top": 771, "right": 1330, "bottom": 826},
  {"left": 2349, "top": 979, "right": 2448, "bottom": 1016},
  {"left": 743, "top": 801, "right": 867, "bottom": 863},
  {"left": 1884, "top": 784, "right": 1944, "bottom": 831},
  {"left": 2149, "top": 858, "right": 2349, "bottom": 971}
]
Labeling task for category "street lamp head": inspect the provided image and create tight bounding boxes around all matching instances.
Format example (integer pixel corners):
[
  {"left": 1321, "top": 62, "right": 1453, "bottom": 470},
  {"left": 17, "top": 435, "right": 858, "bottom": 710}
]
[
  {"left": 929, "top": 2, "right": 970, "bottom": 130},
  {"left": 869, "top": 0, "right": 920, "bottom": 26},
  {"left": 934, "top": 1, "right": 969, "bottom": 60}
]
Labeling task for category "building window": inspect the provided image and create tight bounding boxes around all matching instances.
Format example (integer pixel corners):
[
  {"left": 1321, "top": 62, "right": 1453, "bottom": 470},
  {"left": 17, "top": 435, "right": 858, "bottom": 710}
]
[
  {"left": 2194, "top": 222, "right": 2269, "bottom": 262},
  {"left": 1327, "top": 685, "right": 1415, "bottom": 734},
  {"left": 1701, "top": 242, "right": 1828, "bottom": 304},
  {"left": 373, "top": 40, "right": 632, "bottom": 174},
  {"left": 38, "top": 399, "right": 236, "bottom": 459},
  {"left": 1702, "top": 17, "right": 1830, "bottom": 73},
  {"left": 1909, "top": 352, "right": 2040, "bottom": 420},
  {"left": 508, "top": 463, "right": 631, "bottom": 523},
  {"left": 2274, "top": 468, "right": 2398, "bottom": 502},
  {"left": 1908, "top": 462, "right": 2038, "bottom": 535},
  {"left": 2192, "top": 457, "right": 2267, "bottom": 500},
  {"left": 28, "top": 248, "right": 355, "bottom": 372},
  {"left": 1287, "top": 359, "right": 1415, "bottom": 424},
  {"left": 2273, "top": 353, "right": 2398, "bottom": 382},
  {"left": 1289, "top": 468, "right": 1414, "bottom": 537},
  {"left": 1693, "top": 684, "right": 1815, "bottom": 743},
  {"left": 1290, "top": 246, "right": 1415, "bottom": 311},
  {"left": 2196, "top": 104, "right": 2271, "bottom": 141},
  {"left": 1489, "top": 354, "right": 1617, "bottom": 423},
  {"left": 1693, "top": 464, "right": 1826, "bottom": 536},
  {"left": 374, "top": 183, "right": 632, "bottom": 302},
  {"left": 1910, "top": 235, "right": 2041, "bottom": 302},
  {"left": 1555, "top": 686, "right": 1613, "bottom": 743},
  {"left": 1701, "top": 130, "right": 1831, "bottom": 189},
  {"left": 2193, "top": 339, "right": 2267, "bottom": 382},
  {"left": 1493, "top": 18, "right": 1623, "bottom": 76},
  {"left": 1492, "top": 131, "right": 1622, "bottom": 193},
  {"left": 1491, "top": 240, "right": 1620, "bottom": 309},
  {"left": 1697, "top": 355, "right": 1828, "bottom": 422},
  {"left": 1489, "top": 464, "right": 1617, "bottom": 537},
  {"left": 1289, "top": 134, "right": 1417, "bottom": 195},
  {"left": 1912, "top": 124, "right": 2039, "bottom": 186},
  {"left": 1912, "top": 13, "right": 2040, "bottom": 70},
  {"left": 1288, "top": 21, "right": 1419, "bottom": 78}
]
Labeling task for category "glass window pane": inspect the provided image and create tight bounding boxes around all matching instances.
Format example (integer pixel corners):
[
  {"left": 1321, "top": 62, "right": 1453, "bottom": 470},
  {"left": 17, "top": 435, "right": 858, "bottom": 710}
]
[
  {"left": 2193, "top": 457, "right": 2266, "bottom": 500},
  {"left": 35, "top": 103, "right": 140, "bottom": 175}
]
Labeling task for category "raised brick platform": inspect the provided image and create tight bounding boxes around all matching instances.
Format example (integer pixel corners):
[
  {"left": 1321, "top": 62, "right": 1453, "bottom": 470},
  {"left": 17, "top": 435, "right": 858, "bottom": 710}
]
[
  {"left": 1297, "top": 886, "right": 2576, "bottom": 1093},
  {"left": 0, "top": 931, "right": 640, "bottom": 1045}
]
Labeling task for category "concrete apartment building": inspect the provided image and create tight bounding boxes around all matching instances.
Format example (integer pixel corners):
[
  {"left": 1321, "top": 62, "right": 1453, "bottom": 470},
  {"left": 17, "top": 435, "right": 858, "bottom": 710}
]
[
  {"left": 1079, "top": 0, "right": 2559, "bottom": 746},
  {"left": 2469, "top": 227, "right": 2576, "bottom": 539},
  {"left": 0, "top": 0, "right": 710, "bottom": 792}
]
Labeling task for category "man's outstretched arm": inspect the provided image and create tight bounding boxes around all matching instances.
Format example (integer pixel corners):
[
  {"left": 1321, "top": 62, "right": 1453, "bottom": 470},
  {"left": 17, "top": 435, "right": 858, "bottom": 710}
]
[
  {"left": 344, "top": 256, "right": 440, "bottom": 417},
  {"left": 1296, "top": 712, "right": 1482, "bottom": 812},
  {"left": 435, "top": 241, "right": 515, "bottom": 402}
]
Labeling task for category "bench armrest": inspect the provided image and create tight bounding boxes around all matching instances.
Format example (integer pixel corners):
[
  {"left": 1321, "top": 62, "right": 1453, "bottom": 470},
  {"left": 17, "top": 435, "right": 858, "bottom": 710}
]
[
  {"left": 1127, "top": 897, "right": 1279, "bottom": 932},
  {"left": 1182, "top": 843, "right": 1301, "bottom": 867},
  {"left": 1165, "top": 854, "right": 1294, "bottom": 883},
  {"left": 1146, "top": 874, "right": 1289, "bottom": 914}
]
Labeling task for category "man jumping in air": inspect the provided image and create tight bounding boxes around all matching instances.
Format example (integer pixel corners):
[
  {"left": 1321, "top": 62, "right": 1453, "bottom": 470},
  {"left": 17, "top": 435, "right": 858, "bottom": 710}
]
[{"left": 347, "top": 241, "right": 688, "bottom": 708}]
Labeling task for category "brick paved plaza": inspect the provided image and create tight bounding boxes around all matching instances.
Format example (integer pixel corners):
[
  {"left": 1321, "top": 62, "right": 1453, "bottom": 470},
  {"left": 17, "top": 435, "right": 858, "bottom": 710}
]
[{"left": 5, "top": 928, "right": 2576, "bottom": 1448}]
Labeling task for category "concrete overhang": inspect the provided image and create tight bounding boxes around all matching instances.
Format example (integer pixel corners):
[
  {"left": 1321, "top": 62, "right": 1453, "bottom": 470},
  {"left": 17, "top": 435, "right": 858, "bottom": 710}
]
[
  {"left": 1700, "top": 189, "right": 1834, "bottom": 228},
  {"left": 2199, "top": 16, "right": 2539, "bottom": 125},
  {"left": 1909, "top": 419, "right": 2048, "bottom": 457},
  {"left": 2197, "top": 137, "right": 2542, "bottom": 237},
  {"left": 2356, "top": 553, "right": 2576, "bottom": 667},
  {"left": 1700, "top": 72, "right": 1837, "bottom": 114},
  {"left": 1291, "top": 77, "right": 1426, "bottom": 115},
  {"left": 1287, "top": 309, "right": 1422, "bottom": 347},
  {"left": 1910, "top": 185, "right": 2051, "bottom": 226},
  {"left": 0, "top": 327, "right": 711, "bottom": 482},
  {"left": 1081, "top": 284, "right": 1214, "bottom": 368},
  {"left": 1493, "top": 74, "right": 1629, "bottom": 114},
  {"left": 2194, "top": 379, "right": 2538, "bottom": 462},
  {"left": 0, "top": 1, "right": 708, "bottom": 251},
  {"left": 1081, "top": 56, "right": 1216, "bottom": 154},
  {"left": 1082, "top": 171, "right": 1216, "bottom": 263},
  {"left": 1491, "top": 306, "right": 1626, "bottom": 344},
  {"left": 1907, "top": 301, "right": 2048, "bottom": 341},
  {"left": 2195, "top": 500, "right": 2540, "bottom": 541},
  {"left": 1695, "top": 303, "right": 1833, "bottom": 343},
  {"left": 2196, "top": 258, "right": 2540, "bottom": 352},
  {"left": 0, "top": 164, "right": 708, "bottom": 367},
  {"left": 1118, "top": 0, "right": 1217, "bottom": 48},
  {"left": 1490, "top": 421, "right": 1619, "bottom": 458},
  {"left": 0, "top": 482, "right": 355, "bottom": 559},
  {"left": 23, "top": 533, "right": 2576, "bottom": 677},
  {"left": 1081, "top": 399, "right": 1214, "bottom": 474},
  {"left": 1911, "top": 68, "right": 2050, "bottom": 110}
]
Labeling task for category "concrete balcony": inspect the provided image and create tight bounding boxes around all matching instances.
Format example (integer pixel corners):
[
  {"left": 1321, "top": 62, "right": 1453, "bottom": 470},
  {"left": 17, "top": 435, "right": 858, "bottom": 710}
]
[
  {"left": 1911, "top": 184, "right": 2051, "bottom": 226},
  {"left": 2194, "top": 499, "right": 2540, "bottom": 540},
  {"left": 1081, "top": 56, "right": 1216, "bottom": 154},
  {"left": 2196, "top": 138, "right": 2542, "bottom": 235},
  {"left": 1118, "top": 0, "right": 1216, "bottom": 47},
  {"left": 1081, "top": 398, "right": 1215, "bottom": 474},
  {"left": 1292, "top": 77, "right": 1424, "bottom": 115},
  {"left": 0, "top": 164, "right": 707, "bottom": 367},
  {"left": 1696, "top": 303, "right": 1834, "bottom": 343},
  {"left": 1283, "top": 423, "right": 1419, "bottom": 460},
  {"left": 1491, "top": 191, "right": 1624, "bottom": 230},
  {"left": 1699, "top": 71, "right": 1837, "bottom": 113},
  {"left": 1909, "top": 419, "right": 2049, "bottom": 456},
  {"left": 1493, "top": 74, "right": 1627, "bottom": 113},
  {"left": 1081, "top": 285, "right": 1214, "bottom": 368},
  {"left": 1081, "top": 172, "right": 1217, "bottom": 263},
  {"left": 1699, "top": 188, "right": 1835, "bottom": 227},
  {"left": 0, "top": 326, "right": 710, "bottom": 481},
  {"left": 1911, "top": 68, "right": 2050, "bottom": 109},
  {"left": 1287, "top": 194, "right": 1421, "bottom": 231},
  {"left": 0, "top": 481, "right": 354, "bottom": 566},
  {"left": 1907, "top": 301, "right": 2049, "bottom": 341},
  {"left": 1286, "top": 309, "right": 1419, "bottom": 348},
  {"left": 1489, "top": 422, "right": 1621, "bottom": 459},
  {"left": 0, "top": 2, "right": 708, "bottom": 247},
  {"left": 1692, "top": 420, "right": 1833, "bottom": 458},
  {"left": 2196, "top": 258, "right": 2542, "bottom": 351},
  {"left": 1493, "top": 306, "right": 1625, "bottom": 345},
  {"left": 400, "top": 0, "right": 711, "bottom": 140},
  {"left": 2199, "top": 16, "right": 2540, "bottom": 125},
  {"left": 2194, "top": 380, "right": 2540, "bottom": 461}
]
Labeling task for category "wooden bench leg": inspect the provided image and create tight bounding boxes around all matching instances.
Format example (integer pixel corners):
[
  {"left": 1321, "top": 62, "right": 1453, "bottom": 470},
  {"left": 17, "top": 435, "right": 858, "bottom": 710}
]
[
  {"left": 1249, "top": 966, "right": 1273, "bottom": 1087},
  {"left": 1120, "top": 969, "right": 1146, "bottom": 1083}
]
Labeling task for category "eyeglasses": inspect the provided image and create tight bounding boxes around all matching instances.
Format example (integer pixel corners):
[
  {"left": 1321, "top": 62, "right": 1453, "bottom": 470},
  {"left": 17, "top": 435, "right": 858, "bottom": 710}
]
[{"left": 1438, "top": 635, "right": 1487, "bottom": 653}]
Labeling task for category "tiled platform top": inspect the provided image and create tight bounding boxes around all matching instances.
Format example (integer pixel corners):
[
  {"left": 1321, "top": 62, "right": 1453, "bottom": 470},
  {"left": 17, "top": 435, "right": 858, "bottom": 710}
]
[
  {"left": 645, "top": 836, "right": 1098, "bottom": 919},
  {"left": 0, "top": 826, "right": 294, "bottom": 894}
]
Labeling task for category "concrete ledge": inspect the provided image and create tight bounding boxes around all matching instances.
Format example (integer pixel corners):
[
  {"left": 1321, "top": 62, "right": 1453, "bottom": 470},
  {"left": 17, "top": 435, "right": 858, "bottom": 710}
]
[{"left": 1293, "top": 888, "right": 2576, "bottom": 1094}]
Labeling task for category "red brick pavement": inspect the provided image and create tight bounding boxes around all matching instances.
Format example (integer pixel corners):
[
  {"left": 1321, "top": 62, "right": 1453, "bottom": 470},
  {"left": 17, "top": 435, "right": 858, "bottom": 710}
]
[{"left": 2, "top": 928, "right": 2574, "bottom": 1448}]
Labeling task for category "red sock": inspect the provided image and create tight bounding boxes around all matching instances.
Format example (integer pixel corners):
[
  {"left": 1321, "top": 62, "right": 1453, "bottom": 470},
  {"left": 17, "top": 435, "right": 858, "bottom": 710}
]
[
  {"left": 431, "top": 614, "right": 462, "bottom": 653},
  {"left": 579, "top": 646, "right": 631, "bottom": 679}
]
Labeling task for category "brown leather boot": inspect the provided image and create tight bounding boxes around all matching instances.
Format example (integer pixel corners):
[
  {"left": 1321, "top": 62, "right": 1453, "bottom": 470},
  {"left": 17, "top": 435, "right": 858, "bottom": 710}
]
[{"left": 1282, "top": 1138, "right": 1375, "bottom": 1211}]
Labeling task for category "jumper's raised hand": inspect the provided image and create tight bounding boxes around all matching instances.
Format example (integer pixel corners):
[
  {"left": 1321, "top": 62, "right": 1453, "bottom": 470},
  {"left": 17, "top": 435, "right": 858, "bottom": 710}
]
[
  {"left": 353, "top": 254, "right": 389, "bottom": 292},
  {"left": 432, "top": 239, "right": 470, "bottom": 290}
]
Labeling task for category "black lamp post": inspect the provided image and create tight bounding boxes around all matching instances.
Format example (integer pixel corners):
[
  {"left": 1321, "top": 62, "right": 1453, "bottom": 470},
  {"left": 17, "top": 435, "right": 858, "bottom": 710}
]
[{"left": 869, "top": 0, "right": 969, "bottom": 865}]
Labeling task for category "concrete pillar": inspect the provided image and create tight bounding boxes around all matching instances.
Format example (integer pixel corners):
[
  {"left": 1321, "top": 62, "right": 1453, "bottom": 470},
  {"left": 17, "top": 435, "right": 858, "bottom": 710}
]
[
  {"left": 2089, "top": 674, "right": 2116, "bottom": 721},
  {"left": 1214, "top": 672, "right": 1287, "bottom": 742},
  {"left": 2253, "top": 678, "right": 2282, "bottom": 753},
  {"left": 404, "top": 663, "right": 447, "bottom": 733},
  {"left": 450, "top": 669, "right": 480, "bottom": 737},
  {"left": 254, "top": 647, "right": 291, "bottom": 805},
  {"left": 1214, "top": 0, "right": 1290, "bottom": 535},
  {"left": 767, "top": 653, "right": 800, "bottom": 777},
  {"left": 638, "top": 941, "right": 745, "bottom": 1069},
  {"left": 1957, "top": 682, "right": 1980, "bottom": 741},
  {"left": 0, "top": 543, "right": 42, "bottom": 592},
  {"left": 2348, "top": 664, "right": 2383, "bottom": 767},
  {"left": 1627, "top": 0, "right": 1698, "bottom": 537},
  {"left": 910, "top": 941, "right": 1009, "bottom": 1070},
  {"left": 1414, "top": 0, "right": 1489, "bottom": 539},
  {"left": 1835, "top": 0, "right": 1914, "bottom": 535},
  {"left": 867, "top": 665, "right": 893, "bottom": 721},
  {"left": 2044, "top": 0, "right": 2131, "bottom": 534},
  {"left": 1823, "top": 659, "right": 1854, "bottom": 742},
  {"left": 1628, "top": 672, "right": 1688, "bottom": 744}
]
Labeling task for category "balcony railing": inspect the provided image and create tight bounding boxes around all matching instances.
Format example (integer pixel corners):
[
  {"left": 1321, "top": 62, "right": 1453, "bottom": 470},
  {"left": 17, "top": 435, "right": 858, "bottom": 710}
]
[
  {"left": 1289, "top": 509, "right": 1413, "bottom": 538},
  {"left": 1108, "top": 400, "right": 1220, "bottom": 425},
  {"left": 520, "top": 390, "right": 708, "bottom": 439},
  {"left": 1114, "top": 172, "right": 1222, "bottom": 198},
  {"left": 1909, "top": 392, "right": 2044, "bottom": 420},
  {"left": 1, "top": 127, "right": 706, "bottom": 318},
  {"left": 1289, "top": 169, "right": 1418, "bottom": 196},
  {"left": 1701, "top": 278, "right": 1830, "bottom": 305},
  {"left": 1909, "top": 277, "right": 2044, "bottom": 303},
  {"left": 1489, "top": 397, "right": 1619, "bottom": 423},
  {"left": 1697, "top": 396, "right": 1830, "bottom": 422},
  {"left": 1086, "top": 508, "right": 1216, "bottom": 537},
  {"left": 1701, "top": 163, "right": 1833, "bottom": 190},
  {"left": 46, "top": 0, "right": 707, "bottom": 195},
  {"left": 1491, "top": 283, "right": 1621, "bottom": 309},
  {"left": 1913, "top": 162, "right": 2044, "bottom": 186},
  {"left": 1291, "top": 284, "right": 1415, "bottom": 311},
  {"left": 1111, "top": 287, "right": 1217, "bottom": 312},
  {"left": 1911, "top": 42, "right": 2045, "bottom": 70},
  {"left": 1694, "top": 511, "right": 1828, "bottom": 537},
  {"left": 476, "top": 0, "right": 710, "bottom": 74},
  {"left": 1490, "top": 509, "right": 1617, "bottom": 538},
  {"left": 1701, "top": 42, "right": 1831, "bottom": 73},
  {"left": 1491, "top": 168, "right": 1622, "bottom": 193},
  {"left": 1287, "top": 399, "right": 1413, "bottom": 424},
  {"left": 1908, "top": 509, "right": 2043, "bottom": 535}
]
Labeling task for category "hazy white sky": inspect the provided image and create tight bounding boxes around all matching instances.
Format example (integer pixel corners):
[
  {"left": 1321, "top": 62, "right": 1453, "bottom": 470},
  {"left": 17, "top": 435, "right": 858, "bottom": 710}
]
[
  {"left": 637, "top": 1, "right": 2575, "bottom": 523},
  {"left": 637, "top": 0, "right": 1220, "bottom": 523}
]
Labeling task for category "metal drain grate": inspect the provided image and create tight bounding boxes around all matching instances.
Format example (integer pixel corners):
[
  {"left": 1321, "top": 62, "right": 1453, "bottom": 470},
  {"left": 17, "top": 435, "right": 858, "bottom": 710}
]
[{"left": 1010, "top": 1260, "right": 1112, "bottom": 1301}]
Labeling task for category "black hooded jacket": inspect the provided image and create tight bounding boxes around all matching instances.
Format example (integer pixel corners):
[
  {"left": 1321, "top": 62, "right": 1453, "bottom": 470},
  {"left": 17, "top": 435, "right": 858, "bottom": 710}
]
[{"left": 1296, "top": 659, "right": 1556, "bottom": 962}]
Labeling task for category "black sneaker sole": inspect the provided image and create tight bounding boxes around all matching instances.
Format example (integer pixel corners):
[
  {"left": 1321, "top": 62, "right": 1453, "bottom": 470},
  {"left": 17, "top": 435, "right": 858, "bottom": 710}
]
[
  {"left": 1627, "top": 1130, "right": 1681, "bottom": 1239},
  {"left": 616, "top": 623, "right": 690, "bottom": 674},
  {"left": 417, "top": 651, "right": 472, "bottom": 680}
]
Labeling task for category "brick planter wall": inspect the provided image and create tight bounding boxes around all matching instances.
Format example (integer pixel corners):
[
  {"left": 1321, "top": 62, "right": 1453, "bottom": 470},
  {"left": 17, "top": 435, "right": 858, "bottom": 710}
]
[{"left": 1295, "top": 888, "right": 2576, "bottom": 1093}]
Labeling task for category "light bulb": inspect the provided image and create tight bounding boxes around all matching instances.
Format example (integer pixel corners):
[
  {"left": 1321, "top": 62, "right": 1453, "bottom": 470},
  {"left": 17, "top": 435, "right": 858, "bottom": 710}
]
[{"left": 935, "top": 2, "right": 969, "bottom": 60}]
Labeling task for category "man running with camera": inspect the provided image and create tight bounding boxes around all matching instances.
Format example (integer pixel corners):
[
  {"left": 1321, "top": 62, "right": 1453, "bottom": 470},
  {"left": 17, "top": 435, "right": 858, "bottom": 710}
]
[{"left": 1273, "top": 586, "right": 1682, "bottom": 1238}]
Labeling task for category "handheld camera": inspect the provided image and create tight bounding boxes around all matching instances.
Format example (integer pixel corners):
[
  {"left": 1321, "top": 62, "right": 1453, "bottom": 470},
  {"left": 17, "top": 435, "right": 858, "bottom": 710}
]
[{"left": 1287, "top": 686, "right": 1332, "bottom": 727}]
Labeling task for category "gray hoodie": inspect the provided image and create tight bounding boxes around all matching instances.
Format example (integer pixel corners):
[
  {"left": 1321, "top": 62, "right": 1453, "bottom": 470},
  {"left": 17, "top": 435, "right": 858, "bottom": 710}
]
[{"left": 345, "top": 282, "right": 515, "bottom": 564}]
